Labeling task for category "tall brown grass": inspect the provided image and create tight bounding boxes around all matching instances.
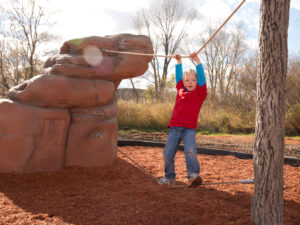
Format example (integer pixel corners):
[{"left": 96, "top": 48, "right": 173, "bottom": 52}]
[
  {"left": 117, "top": 100, "right": 174, "bottom": 130},
  {"left": 117, "top": 100, "right": 257, "bottom": 134},
  {"left": 118, "top": 100, "right": 300, "bottom": 136},
  {"left": 286, "top": 103, "right": 300, "bottom": 136}
]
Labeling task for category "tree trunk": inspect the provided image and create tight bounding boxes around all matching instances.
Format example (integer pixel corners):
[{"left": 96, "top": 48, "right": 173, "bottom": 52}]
[
  {"left": 251, "top": 0, "right": 290, "bottom": 225},
  {"left": 129, "top": 79, "right": 139, "bottom": 103}
]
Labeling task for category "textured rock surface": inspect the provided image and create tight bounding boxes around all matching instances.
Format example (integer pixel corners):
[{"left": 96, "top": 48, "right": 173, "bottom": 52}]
[
  {"left": 44, "top": 34, "right": 153, "bottom": 81},
  {"left": 65, "top": 99, "right": 118, "bottom": 167},
  {"left": 8, "top": 75, "right": 115, "bottom": 108},
  {"left": 0, "top": 33, "right": 153, "bottom": 173},
  {"left": 0, "top": 99, "right": 70, "bottom": 173}
]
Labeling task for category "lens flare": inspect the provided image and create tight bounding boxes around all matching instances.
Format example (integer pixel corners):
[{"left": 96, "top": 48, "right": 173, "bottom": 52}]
[
  {"left": 93, "top": 57, "right": 114, "bottom": 76},
  {"left": 83, "top": 46, "right": 103, "bottom": 66}
]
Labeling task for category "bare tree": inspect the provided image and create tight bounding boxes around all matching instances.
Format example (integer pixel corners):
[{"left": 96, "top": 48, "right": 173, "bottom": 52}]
[
  {"left": 134, "top": 0, "right": 196, "bottom": 100},
  {"left": 199, "top": 25, "right": 247, "bottom": 104},
  {"left": 0, "top": 0, "right": 56, "bottom": 96},
  {"left": 251, "top": 0, "right": 290, "bottom": 224},
  {"left": 286, "top": 55, "right": 300, "bottom": 107},
  {"left": 129, "top": 78, "right": 139, "bottom": 103},
  {"left": 8, "top": 0, "right": 55, "bottom": 80},
  {"left": 233, "top": 51, "right": 257, "bottom": 111},
  {"left": 0, "top": 4, "right": 8, "bottom": 96}
]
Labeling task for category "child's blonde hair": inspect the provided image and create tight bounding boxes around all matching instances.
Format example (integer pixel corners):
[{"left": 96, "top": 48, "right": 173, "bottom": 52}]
[{"left": 183, "top": 69, "right": 197, "bottom": 79}]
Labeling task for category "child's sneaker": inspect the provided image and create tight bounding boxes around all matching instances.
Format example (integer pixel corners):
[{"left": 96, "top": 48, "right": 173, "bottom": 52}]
[
  {"left": 157, "top": 177, "right": 175, "bottom": 186},
  {"left": 188, "top": 175, "right": 203, "bottom": 188}
]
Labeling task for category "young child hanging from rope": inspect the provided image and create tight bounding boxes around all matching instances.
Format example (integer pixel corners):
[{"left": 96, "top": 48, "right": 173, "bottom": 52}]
[{"left": 158, "top": 52, "right": 207, "bottom": 187}]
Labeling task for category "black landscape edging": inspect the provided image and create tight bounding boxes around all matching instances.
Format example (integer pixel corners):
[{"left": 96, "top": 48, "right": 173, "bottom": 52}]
[{"left": 117, "top": 140, "right": 300, "bottom": 167}]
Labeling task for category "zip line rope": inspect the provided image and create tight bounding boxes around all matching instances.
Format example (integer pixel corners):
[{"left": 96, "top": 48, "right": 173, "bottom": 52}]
[
  {"left": 102, "top": 0, "right": 247, "bottom": 58},
  {"left": 98, "top": 0, "right": 249, "bottom": 187},
  {"left": 98, "top": 133, "right": 254, "bottom": 187}
]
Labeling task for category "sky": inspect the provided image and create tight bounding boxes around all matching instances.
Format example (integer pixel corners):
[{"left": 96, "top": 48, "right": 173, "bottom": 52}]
[
  {"left": 44, "top": 0, "right": 300, "bottom": 53},
  {"left": 39, "top": 0, "right": 300, "bottom": 89},
  {"left": 5, "top": 0, "right": 300, "bottom": 88}
]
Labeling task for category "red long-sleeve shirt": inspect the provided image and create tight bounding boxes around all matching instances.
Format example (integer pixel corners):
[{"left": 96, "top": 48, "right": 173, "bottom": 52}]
[{"left": 168, "top": 65, "right": 207, "bottom": 129}]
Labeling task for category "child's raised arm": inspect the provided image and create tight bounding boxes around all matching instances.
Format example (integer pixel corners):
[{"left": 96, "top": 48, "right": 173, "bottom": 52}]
[
  {"left": 190, "top": 52, "right": 201, "bottom": 65},
  {"left": 172, "top": 54, "right": 183, "bottom": 85},
  {"left": 190, "top": 52, "right": 206, "bottom": 87}
]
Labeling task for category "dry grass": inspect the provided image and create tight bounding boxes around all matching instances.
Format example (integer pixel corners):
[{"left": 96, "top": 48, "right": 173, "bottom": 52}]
[
  {"left": 118, "top": 100, "right": 300, "bottom": 136},
  {"left": 117, "top": 100, "right": 173, "bottom": 130},
  {"left": 117, "top": 100, "right": 256, "bottom": 134}
]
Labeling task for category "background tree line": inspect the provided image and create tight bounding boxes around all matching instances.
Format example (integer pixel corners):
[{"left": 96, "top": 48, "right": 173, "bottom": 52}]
[
  {"left": 1, "top": 0, "right": 299, "bottom": 135},
  {"left": 131, "top": 0, "right": 300, "bottom": 108},
  {"left": 0, "top": 0, "right": 57, "bottom": 97},
  {"left": 124, "top": 0, "right": 300, "bottom": 135}
]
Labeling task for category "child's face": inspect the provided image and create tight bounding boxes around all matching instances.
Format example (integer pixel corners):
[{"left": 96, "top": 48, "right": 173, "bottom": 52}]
[{"left": 183, "top": 72, "right": 197, "bottom": 91}]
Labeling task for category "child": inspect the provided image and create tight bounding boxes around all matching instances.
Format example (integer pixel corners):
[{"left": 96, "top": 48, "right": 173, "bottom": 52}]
[{"left": 158, "top": 52, "right": 207, "bottom": 187}]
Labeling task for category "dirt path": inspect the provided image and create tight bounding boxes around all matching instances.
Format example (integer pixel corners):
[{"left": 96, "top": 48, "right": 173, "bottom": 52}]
[{"left": 0, "top": 146, "right": 299, "bottom": 225}]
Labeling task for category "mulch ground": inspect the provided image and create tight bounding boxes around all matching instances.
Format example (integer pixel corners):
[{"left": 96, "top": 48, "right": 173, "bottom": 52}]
[
  {"left": 118, "top": 130, "right": 300, "bottom": 159},
  {"left": 0, "top": 146, "right": 299, "bottom": 225}
]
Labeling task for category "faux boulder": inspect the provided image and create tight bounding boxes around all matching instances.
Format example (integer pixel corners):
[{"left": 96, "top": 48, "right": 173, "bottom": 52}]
[
  {"left": 0, "top": 99, "right": 70, "bottom": 173},
  {"left": 0, "top": 33, "right": 153, "bottom": 173},
  {"left": 45, "top": 34, "right": 153, "bottom": 81},
  {"left": 65, "top": 99, "right": 118, "bottom": 167},
  {"left": 9, "top": 74, "right": 115, "bottom": 108}
]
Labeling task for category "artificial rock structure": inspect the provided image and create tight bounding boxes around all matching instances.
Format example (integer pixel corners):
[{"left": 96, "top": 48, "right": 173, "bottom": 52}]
[{"left": 0, "top": 34, "right": 153, "bottom": 173}]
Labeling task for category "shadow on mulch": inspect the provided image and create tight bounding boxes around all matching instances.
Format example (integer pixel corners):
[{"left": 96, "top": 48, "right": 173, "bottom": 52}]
[{"left": 0, "top": 156, "right": 299, "bottom": 225}]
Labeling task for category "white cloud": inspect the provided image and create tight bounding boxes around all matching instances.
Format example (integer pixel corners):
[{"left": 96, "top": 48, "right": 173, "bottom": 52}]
[
  {"left": 245, "top": 38, "right": 258, "bottom": 50},
  {"left": 45, "top": 0, "right": 151, "bottom": 41},
  {"left": 198, "top": 0, "right": 232, "bottom": 23},
  {"left": 291, "top": 0, "right": 300, "bottom": 10},
  {"left": 3, "top": 0, "right": 298, "bottom": 56},
  {"left": 94, "top": 0, "right": 150, "bottom": 12},
  {"left": 192, "top": 0, "right": 259, "bottom": 38},
  {"left": 47, "top": 0, "right": 149, "bottom": 13},
  {"left": 190, "top": 0, "right": 233, "bottom": 37}
]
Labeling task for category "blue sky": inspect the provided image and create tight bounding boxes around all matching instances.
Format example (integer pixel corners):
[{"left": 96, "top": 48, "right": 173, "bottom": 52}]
[
  {"left": 38, "top": 0, "right": 299, "bottom": 88},
  {"left": 3, "top": 0, "right": 298, "bottom": 89},
  {"left": 42, "top": 0, "right": 300, "bottom": 55},
  {"left": 289, "top": 6, "right": 300, "bottom": 55},
  {"left": 2, "top": 0, "right": 299, "bottom": 54}
]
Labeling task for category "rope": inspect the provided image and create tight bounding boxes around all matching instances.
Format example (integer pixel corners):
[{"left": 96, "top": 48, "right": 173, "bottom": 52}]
[
  {"left": 99, "top": 133, "right": 159, "bottom": 182},
  {"left": 202, "top": 179, "right": 254, "bottom": 186},
  {"left": 102, "top": 49, "right": 186, "bottom": 58},
  {"left": 195, "top": 0, "right": 246, "bottom": 55},
  {"left": 98, "top": 133, "right": 254, "bottom": 187},
  {"left": 102, "top": 0, "right": 247, "bottom": 58}
]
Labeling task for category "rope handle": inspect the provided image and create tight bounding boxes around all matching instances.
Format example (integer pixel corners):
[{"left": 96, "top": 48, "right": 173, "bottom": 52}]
[{"left": 102, "top": 0, "right": 247, "bottom": 58}]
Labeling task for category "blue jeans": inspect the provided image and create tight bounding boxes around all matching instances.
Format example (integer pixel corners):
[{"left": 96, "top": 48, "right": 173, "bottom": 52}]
[{"left": 163, "top": 127, "right": 200, "bottom": 180}]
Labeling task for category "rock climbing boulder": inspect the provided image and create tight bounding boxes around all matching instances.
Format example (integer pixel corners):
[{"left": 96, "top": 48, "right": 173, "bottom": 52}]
[
  {"left": 65, "top": 99, "right": 118, "bottom": 167},
  {"left": 0, "top": 99, "right": 70, "bottom": 173},
  {"left": 0, "top": 33, "right": 153, "bottom": 173},
  {"left": 45, "top": 34, "right": 153, "bottom": 81},
  {"left": 8, "top": 74, "right": 115, "bottom": 108}
]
